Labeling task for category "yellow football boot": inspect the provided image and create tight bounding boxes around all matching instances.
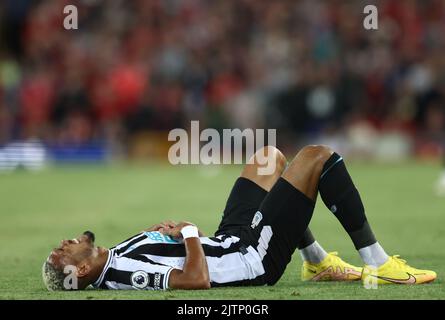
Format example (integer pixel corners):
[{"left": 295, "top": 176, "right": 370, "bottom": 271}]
[
  {"left": 301, "top": 252, "right": 362, "bottom": 281},
  {"left": 362, "top": 255, "right": 437, "bottom": 285}
]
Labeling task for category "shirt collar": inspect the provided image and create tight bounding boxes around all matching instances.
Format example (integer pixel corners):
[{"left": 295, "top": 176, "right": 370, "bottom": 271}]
[{"left": 92, "top": 249, "right": 113, "bottom": 288}]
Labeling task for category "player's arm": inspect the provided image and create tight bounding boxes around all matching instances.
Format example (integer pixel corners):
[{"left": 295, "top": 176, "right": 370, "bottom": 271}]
[
  {"left": 142, "top": 220, "right": 177, "bottom": 232},
  {"left": 143, "top": 220, "right": 205, "bottom": 236},
  {"left": 161, "top": 222, "right": 210, "bottom": 290}
]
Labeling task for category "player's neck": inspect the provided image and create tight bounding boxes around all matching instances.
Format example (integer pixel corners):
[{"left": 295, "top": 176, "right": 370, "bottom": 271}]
[{"left": 87, "top": 247, "right": 109, "bottom": 287}]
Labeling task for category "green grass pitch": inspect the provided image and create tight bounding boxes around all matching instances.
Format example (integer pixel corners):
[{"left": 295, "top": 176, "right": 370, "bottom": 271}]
[{"left": 0, "top": 161, "right": 444, "bottom": 300}]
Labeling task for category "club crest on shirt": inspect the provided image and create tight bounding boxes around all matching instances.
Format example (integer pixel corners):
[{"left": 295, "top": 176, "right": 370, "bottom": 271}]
[
  {"left": 251, "top": 211, "right": 263, "bottom": 229},
  {"left": 131, "top": 271, "right": 149, "bottom": 289}
]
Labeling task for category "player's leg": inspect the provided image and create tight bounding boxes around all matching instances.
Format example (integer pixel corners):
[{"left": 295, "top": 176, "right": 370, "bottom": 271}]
[
  {"left": 316, "top": 148, "right": 385, "bottom": 264},
  {"left": 216, "top": 145, "right": 316, "bottom": 236},
  {"left": 240, "top": 146, "right": 361, "bottom": 283},
  {"left": 318, "top": 147, "right": 436, "bottom": 284},
  {"left": 282, "top": 146, "right": 363, "bottom": 281},
  {"left": 215, "top": 146, "right": 287, "bottom": 236},
  {"left": 254, "top": 145, "right": 330, "bottom": 285},
  {"left": 256, "top": 145, "right": 436, "bottom": 285},
  {"left": 240, "top": 146, "right": 329, "bottom": 264},
  {"left": 240, "top": 146, "right": 288, "bottom": 193},
  {"left": 297, "top": 229, "right": 326, "bottom": 264}
]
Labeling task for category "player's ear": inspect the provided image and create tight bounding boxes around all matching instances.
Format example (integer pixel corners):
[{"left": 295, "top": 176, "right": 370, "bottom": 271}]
[{"left": 76, "top": 263, "right": 91, "bottom": 278}]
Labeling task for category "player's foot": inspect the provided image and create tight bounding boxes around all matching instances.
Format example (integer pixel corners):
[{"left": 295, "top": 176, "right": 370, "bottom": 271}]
[
  {"left": 301, "top": 252, "right": 362, "bottom": 281},
  {"left": 362, "top": 255, "right": 437, "bottom": 285}
]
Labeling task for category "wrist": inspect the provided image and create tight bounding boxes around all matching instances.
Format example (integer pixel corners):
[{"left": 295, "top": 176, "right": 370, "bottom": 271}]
[{"left": 180, "top": 225, "right": 199, "bottom": 239}]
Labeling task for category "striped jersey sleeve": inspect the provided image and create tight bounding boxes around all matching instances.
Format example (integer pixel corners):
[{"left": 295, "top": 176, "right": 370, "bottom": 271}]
[{"left": 93, "top": 250, "right": 175, "bottom": 290}]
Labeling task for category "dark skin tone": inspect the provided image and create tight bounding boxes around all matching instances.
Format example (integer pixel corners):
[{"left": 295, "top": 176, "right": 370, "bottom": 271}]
[
  {"left": 50, "top": 221, "right": 210, "bottom": 290},
  {"left": 49, "top": 234, "right": 109, "bottom": 290},
  {"left": 160, "top": 222, "right": 210, "bottom": 289},
  {"left": 242, "top": 145, "right": 333, "bottom": 201},
  {"left": 50, "top": 145, "right": 333, "bottom": 290}
]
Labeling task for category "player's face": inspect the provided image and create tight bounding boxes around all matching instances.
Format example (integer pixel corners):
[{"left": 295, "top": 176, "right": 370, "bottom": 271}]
[{"left": 49, "top": 231, "right": 96, "bottom": 267}]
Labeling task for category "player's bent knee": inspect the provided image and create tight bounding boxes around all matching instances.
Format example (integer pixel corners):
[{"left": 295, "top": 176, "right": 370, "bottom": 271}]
[
  {"left": 288, "top": 145, "right": 334, "bottom": 174},
  {"left": 269, "top": 147, "right": 287, "bottom": 173},
  {"left": 298, "top": 145, "right": 333, "bottom": 163},
  {"left": 250, "top": 146, "right": 287, "bottom": 174}
]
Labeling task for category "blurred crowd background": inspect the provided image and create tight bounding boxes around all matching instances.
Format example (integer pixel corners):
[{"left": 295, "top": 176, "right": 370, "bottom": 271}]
[{"left": 1, "top": 0, "right": 445, "bottom": 167}]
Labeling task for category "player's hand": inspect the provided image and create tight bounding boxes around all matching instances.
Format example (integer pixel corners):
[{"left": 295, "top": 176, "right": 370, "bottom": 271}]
[
  {"left": 160, "top": 221, "right": 195, "bottom": 240},
  {"left": 143, "top": 220, "right": 177, "bottom": 233}
]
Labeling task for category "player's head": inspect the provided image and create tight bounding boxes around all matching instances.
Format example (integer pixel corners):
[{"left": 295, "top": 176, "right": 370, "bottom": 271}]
[{"left": 42, "top": 231, "right": 100, "bottom": 291}]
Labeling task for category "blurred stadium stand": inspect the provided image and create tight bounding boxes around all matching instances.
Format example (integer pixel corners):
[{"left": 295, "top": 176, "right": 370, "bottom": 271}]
[{"left": 0, "top": 0, "right": 444, "bottom": 169}]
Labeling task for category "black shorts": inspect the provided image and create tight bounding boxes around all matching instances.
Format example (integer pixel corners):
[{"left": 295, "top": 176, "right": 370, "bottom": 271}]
[{"left": 215, "top": 177, "right": 315, "bottom": 285}]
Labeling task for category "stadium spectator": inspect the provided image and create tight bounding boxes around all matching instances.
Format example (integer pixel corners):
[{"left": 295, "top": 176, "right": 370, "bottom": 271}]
[{"left": 0, "top": 0, "right": 443, "bottom": 158}]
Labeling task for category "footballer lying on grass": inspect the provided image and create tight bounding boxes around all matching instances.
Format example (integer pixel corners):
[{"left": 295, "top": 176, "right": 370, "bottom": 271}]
[{"left": 42, "top": 145, "right": 436, "bottom": 291}]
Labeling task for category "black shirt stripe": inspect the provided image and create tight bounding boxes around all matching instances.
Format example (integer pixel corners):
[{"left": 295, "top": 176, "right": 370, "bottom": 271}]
[
  {"left": 113, "top": 234, "right": 147, "bottom": 255},
  {"left": 120, "top": 241, "right": 242, "bottom": 258},
  {"left": 123, "top": 253, "right": 170, "bottom": 266},
  {"left": 101, "top": 267, "right": 166, "bottom": 290}
]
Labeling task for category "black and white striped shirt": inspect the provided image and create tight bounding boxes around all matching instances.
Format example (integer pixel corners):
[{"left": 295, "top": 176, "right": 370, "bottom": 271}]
[{"left": 92, "top": 231, "right": 266, "bottom": 290}]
